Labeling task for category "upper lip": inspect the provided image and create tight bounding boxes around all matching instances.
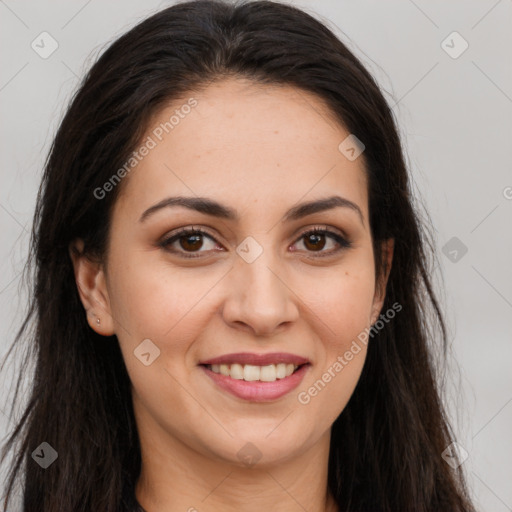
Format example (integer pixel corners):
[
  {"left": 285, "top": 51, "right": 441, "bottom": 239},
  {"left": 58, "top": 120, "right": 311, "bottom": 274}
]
[{"left": 199, "top": 352, "right": 310, "bottom": 366}]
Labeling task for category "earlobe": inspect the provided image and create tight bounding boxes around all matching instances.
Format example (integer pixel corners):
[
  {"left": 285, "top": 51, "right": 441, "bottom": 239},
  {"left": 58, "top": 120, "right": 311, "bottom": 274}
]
[
  {"left": 370, "top": 238, "right": 395, "bottom": 325},
  {"left": 68, "top": 239, "right": 115, "bottom": 336}
]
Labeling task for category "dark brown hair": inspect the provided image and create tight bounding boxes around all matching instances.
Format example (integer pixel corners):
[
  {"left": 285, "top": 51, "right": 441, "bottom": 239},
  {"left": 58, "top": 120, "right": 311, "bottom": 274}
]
[{"left": 1, "top": 1, "right": 475, "bottom": 510}]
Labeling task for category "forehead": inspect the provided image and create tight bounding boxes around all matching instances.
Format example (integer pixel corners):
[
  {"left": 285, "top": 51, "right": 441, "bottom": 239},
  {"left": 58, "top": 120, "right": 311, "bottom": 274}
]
[{"left": 115, "top": 77, "right": 368, "bottom": 223}]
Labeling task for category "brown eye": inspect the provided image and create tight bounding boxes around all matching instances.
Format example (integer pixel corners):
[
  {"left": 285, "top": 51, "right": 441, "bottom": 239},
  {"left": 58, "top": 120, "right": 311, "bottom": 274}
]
[
  {"left": 160, "top": 228, "right": 221, "bottom": 258},
  {"left": 303, "top": 232, "right": 327, "bottom": 251},
  {"left": 179, "top": 233, "right": 204, "bottom": 251},
  {"left": 293, "top": 227, "right": 351, "bottom": 257}
]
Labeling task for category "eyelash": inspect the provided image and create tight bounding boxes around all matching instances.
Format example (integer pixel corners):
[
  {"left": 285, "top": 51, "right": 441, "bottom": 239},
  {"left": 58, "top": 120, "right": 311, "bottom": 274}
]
[{"left": 159, "top": 225, "right": 351, "bottom": 259}]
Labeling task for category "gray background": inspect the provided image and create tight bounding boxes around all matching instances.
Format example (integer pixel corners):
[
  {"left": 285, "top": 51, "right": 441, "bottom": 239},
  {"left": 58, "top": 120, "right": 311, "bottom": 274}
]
[{"left": 1, "top": 0, "right": 511, "bottom": 510}]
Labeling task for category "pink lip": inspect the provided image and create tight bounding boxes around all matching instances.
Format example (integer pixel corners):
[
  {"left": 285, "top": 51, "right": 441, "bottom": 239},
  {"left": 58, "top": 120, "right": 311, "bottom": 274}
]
[
  {"left": 200, "top": 363, "right": 310, "bottom": 402},
  {"left": 199, "top": 352, "right": 310, "bottom": 366}
]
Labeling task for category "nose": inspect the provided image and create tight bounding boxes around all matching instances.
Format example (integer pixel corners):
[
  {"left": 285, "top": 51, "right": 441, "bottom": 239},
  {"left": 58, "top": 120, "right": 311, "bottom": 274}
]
[{"left": 221, "top": 250, "right": 300, "bottom": 337}]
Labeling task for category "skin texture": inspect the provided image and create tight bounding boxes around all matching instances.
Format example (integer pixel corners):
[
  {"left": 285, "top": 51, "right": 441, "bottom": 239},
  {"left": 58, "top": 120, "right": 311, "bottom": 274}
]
[{"left": 71, "top": 77, "right": 393, "bottom": 512}]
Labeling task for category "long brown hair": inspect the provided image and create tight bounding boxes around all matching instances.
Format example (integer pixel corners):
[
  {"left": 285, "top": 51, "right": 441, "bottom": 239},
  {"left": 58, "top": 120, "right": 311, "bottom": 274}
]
[{"left": 1, "top": 1, "right": 475, "bottom": 510}]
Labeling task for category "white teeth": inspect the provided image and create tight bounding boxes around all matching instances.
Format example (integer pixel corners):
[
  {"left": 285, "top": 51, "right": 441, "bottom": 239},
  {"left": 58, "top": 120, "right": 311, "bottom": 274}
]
[
  {"left": 243, "top": 364, "right": 260, "bottom": 381},
  {"left": 260, "top": 364, "right": 276, "bottom": 382},
  {"left": 275, "top": 363, "right": 287, "bottom": 379},
  {"left": 230, "top": 363, "right": 244, "bottom": 380},
  {"left": 208, "top": 362, "right": 300, "bottom": 382}
]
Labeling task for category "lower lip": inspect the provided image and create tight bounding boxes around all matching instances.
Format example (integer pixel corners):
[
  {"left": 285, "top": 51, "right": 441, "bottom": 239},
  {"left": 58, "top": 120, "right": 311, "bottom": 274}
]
[{"left": 200, "top": 364, "right": 310, "bottom": 402}]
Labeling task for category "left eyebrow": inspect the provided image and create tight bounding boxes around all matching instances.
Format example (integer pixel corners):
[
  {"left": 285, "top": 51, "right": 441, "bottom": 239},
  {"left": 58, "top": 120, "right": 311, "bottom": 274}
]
[
  {"left": 139, "top": 195, "right": 364, "bottom": 225},
  {"left": 282, "top": 195, "right": 364, "bottom": 224}
]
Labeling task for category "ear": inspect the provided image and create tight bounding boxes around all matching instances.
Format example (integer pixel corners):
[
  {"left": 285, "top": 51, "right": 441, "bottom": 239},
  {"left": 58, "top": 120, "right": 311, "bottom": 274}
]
[
  {"left": 69, "top": 239, "right": 115, "bottom": 336},
  {"left": 370, "top": 238, "right": 394, "bottom": 325}
]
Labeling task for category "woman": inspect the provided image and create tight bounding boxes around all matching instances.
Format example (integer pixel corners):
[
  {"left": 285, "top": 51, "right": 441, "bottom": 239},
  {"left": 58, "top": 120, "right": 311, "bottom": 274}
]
[{"left": 1, "top": 1, "right": 476, "bottom": 510}]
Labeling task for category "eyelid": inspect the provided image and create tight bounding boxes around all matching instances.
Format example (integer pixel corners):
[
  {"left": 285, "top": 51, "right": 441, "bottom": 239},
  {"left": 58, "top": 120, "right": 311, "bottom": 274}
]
[
  {"left": 294, "top": 224, "right": 349, "bottom": 243},
  {"left": 158, "top": 226, "right": 219, "bottom": 249},
  {"left": 293, "top": 225, "right": 352, "bottom": 257}
]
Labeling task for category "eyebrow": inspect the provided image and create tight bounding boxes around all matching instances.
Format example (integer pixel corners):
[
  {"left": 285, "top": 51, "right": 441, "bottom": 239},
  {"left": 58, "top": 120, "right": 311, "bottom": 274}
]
[{"left": 139, "top": 195, "right": 364, "bottom": 225}]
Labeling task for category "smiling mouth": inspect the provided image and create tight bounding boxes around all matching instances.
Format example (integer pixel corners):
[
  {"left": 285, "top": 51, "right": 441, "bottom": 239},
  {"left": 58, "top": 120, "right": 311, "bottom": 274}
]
[{"left": 201, "top": 362, "right": 308, "bottom": 382}]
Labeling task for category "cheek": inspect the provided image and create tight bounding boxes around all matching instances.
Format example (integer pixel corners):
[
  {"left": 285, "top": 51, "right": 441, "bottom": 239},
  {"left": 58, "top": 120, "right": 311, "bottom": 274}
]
[
  {"left": 305, "top": 264, "right": 376, "bottom": 343},
  {"left": 107, "top": 251, "right": 219, "bottom": 340},
  {"left": 294, "top": 265, "right": 374, "bottom": 419}
]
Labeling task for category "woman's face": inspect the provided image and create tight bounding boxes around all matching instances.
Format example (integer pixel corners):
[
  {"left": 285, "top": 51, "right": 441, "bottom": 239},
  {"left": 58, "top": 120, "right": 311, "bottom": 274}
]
[{"left": 78, "top": 77, "right": 391, "bottom": 467}]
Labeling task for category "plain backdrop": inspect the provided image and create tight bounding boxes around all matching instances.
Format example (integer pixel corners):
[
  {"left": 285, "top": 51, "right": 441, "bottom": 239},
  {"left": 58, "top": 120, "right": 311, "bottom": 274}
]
[{"left": 1, "top": 1, "right": 511, "bottom": 510}]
